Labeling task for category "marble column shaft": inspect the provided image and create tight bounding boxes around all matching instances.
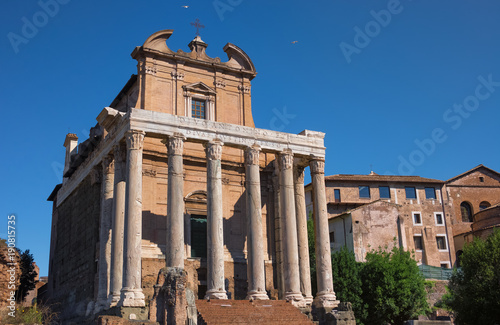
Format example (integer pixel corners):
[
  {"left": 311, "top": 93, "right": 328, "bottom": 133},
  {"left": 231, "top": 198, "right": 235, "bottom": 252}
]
[
  {"left": 204, "top": 140, "right": 228, "bottom": 299},
  {"left": 279, "top": 150, "right": 303, "bottom": 303},
  {"left": 164, "top": 134, "right": 186, "bottom": 268},
  {"left": 293, "top": 166, "right": 313, "bottom": 304},
  {"left": 120, "top": 130, "right": 146, "bottom": 307},
  {"left": 109, "top": 143, "right": 126, "bottom": 306},
  {"left": 245, "top": 145, "right": 269, "bottom": 300},
  {"left": 310, "top": 157, "right": 338, "bottom": 308},
  {"left": 96, "top": 155, "right": 114, "bottom": 309}
]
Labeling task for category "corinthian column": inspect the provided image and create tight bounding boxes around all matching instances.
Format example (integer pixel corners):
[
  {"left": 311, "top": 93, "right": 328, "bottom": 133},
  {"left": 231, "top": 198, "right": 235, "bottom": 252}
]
[
  {"left": 163, "top": 133, "right": 186, "bottom": 268},
  {"left": 245, "top": 145, "right": 269, "bottom": 300},
  {"left": 120, "top": 130, "right": 146, "bottom": 307},
  {"left": 204, "top": 139, "right": 228, "bottom": 299},
  {"left": 310, "top": 157, "right": 338, "bottom": 309},
  {"left": 109, "top": 142, "right": 126, "bottom": 306},
  {"left": 279, "top": 150, "right": 304, "bottom": 306},
  {"left": 294, "top": 166, "right": 313, "bottom": 305},
  {"left": 95, "top": 154, "right": 114, "bottom": 311}
]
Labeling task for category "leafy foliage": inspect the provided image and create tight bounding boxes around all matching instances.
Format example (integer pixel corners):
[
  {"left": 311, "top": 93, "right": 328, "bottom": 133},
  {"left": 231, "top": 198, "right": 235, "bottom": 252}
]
[
  {"left": 16, "top": 250, "right": 37, "bottom": 303},
  {"left": 359, "top": 246, "right": 430, "bottom": 325},
  {"left": 444, "top": 228, "right": 500, "bottom": 324},
  {"left": 331, "top": 247, "right": 366, "bottom": 323}
]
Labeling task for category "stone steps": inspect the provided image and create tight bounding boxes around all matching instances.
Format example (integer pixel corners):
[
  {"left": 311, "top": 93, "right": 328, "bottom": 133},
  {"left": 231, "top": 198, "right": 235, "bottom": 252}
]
[{"left": 196, "top": 299, "right": 314, "bottom": 325}]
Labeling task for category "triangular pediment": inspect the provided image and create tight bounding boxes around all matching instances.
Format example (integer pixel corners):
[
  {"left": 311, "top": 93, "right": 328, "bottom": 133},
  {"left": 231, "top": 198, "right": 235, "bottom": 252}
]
[
  {"left": 182, "top": 82, "right": 216, "bottom": 95},
  {"left": 446, "top": 165, "right": 500, "bottom": 186}
]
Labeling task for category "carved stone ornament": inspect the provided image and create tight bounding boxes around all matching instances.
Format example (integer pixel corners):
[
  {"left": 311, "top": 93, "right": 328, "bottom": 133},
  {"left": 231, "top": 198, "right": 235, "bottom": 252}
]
[
  {"left": 171, "top": 71, "right": 185, "bottom": 80},
  {"left": 143, "top": 169, "right": 157, "bottom": 177},
  {"left": 102, "top": 155, "right": 115, "bottom": 174},
  {"left": 279, "top": 150, "right": 293, "bottom": 170},
  {"left": 238, "top": 84, "right": 250, "bottom": 94},
  {"left": 126, "top": 130, "right": 145, "bottom": 150},
  {"left": 245, "top": 145, "right": 260, "bottom": 166},
  {"left": 205, "top": 140, "right": 223, "bottom": 160},
  {"left": 221, "top": 177, "right": 230, "bottom": 185},
  {"left": 164, "top": 134, "right": 185, "bottom": 156},
  {"left": 145, "top": 66, "right": 157, "bottom": 76},
  {"left": 310, "top": 158, "right": 325, "bottom": 174},
  {"left": 215, "top": 79, "right": 226, "bottom": 89}
]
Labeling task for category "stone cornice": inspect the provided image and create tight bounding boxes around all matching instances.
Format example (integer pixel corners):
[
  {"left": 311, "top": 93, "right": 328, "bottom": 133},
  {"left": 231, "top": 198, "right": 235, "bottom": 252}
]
[{"left": 128, "top": 108, "right": 326, "bottom": 158}]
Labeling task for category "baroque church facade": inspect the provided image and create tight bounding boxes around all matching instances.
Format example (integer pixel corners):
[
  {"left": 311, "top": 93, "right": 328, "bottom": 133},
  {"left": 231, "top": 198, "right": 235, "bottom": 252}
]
[{"left": 47, "top": 30, "right": 338, "bottom": 322}]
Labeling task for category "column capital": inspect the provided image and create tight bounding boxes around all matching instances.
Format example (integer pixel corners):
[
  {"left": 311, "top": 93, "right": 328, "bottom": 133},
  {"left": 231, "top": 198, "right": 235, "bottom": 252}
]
[
  {"left": 279, "top": 149, "right": 294, "bottom": 170},
  {"left": 205, "top": 139, "right": 224, "bottom": 161},
  {"left": 162, "top": 133, "right": 186, "bottom": 156},
  {"left": 102, "top": 154, "right": 115, "bottom": 174},
  {"left": 244, "top": 145, "right": 261, "bottom": 166},
  {"left": 113, "top": 142, "right": 127, "bottom": 163},
  {"left": 293, "top": 165, "right": 305, "bottom": 183},
  {"left": 310, "top": 157, "right": 325, "bottom": 174},
  {"left": 125, "top": 130, "right": 145, "bottom": 150}
]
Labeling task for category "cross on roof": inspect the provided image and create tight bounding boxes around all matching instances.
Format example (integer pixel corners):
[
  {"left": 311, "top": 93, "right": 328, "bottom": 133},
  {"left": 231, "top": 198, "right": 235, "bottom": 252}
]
[{"left": 190, "top": 18, "right": 205, "bottom": 36}]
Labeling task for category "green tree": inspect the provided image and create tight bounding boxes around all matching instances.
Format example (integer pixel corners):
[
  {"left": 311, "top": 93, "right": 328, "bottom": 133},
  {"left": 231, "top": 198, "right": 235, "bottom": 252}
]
[
  {"left": 359, "top": 246, "right": 429, "bottom": 325},
  {"left": 331, "top": 247, "right": 366, "bottom": 323},
  {"left": 16, "top": 249, "right": 37, "bottom": 303},
  {"left": 444, "top": 228, "right": 500, "bottom": 324}
]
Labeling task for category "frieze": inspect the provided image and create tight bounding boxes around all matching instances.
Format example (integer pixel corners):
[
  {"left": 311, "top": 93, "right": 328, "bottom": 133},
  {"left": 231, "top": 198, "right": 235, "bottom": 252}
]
[
  {"left": 143, "top": 169, "right": 157, "bottom": 177},
  {"left": 171, "top": 71, "right": 185, "bottom": 80},
  {"left": 238, "top": 84, "right": 250, "bottom": 94}
]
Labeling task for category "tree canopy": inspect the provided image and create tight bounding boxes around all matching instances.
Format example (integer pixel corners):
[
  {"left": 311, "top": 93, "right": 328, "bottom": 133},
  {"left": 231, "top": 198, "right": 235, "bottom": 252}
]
[{"left": 444, "top": 228, "right": 500, "bottom": 324}]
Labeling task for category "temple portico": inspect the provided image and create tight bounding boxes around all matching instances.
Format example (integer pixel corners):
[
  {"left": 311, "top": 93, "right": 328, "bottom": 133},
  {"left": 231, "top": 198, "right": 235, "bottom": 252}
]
[{"left": 56, "top": 106, "right": 338, "bottom": 309}]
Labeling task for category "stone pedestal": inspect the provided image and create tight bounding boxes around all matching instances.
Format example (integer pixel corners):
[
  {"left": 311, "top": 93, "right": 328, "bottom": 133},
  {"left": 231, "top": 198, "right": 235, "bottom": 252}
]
[
  {"left": 294, "top": 166, "right": 313, "bottom": 305},
  {"left": 109, "top": 143, "right": 126, "bottom": 306},
  {"left": 120, "top": 130, "right": 146, "bottom": 307},
  {"left": 245, "top": 145, "right": 269, "bottom": 300},
  {"left": 164, "top": 134, "right": 186, "bottom": 268},
  {"left": 95, "top": 155, "right": 115, "bottom": 312},
  {"left": 279, "top": 150, "right": 304, "bottom": 306},
  {"left": 204, "top": 140, "right": 228, "bottom": 299},
  {"left": 310, "top": 158, "right": 338, "bottom": 309}
]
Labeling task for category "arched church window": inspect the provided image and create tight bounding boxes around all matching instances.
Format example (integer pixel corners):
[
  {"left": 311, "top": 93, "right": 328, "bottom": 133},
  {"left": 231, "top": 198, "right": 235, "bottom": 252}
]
[
  {"left": 460, "top": 202, "right": 473, "bottom": 222},
  {"left": 479, "top": 201, "right": 491, "bottom": 210}
]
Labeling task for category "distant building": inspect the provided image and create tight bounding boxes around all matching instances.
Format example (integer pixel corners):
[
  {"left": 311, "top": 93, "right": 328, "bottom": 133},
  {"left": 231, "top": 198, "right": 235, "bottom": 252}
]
[
  {"left": 306, "top": 166, "right": 500, "bottom": 269},
  {"left": 444, "top": 165, "right": 500, "bottom": 261},
  {"left": 306, "top": 172, "right": 455, "bottom": 268}
]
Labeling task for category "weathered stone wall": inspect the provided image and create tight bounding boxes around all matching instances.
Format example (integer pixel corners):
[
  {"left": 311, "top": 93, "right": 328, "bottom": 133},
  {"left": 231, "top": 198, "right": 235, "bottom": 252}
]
[{"left": 49, "top": 175, "right": 100, "bottom": 321}]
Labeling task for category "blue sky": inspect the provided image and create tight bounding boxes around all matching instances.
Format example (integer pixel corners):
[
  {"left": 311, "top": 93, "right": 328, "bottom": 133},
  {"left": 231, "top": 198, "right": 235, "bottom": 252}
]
[{"left": 1, "top": 0, "right": 499, "bottom": 276}]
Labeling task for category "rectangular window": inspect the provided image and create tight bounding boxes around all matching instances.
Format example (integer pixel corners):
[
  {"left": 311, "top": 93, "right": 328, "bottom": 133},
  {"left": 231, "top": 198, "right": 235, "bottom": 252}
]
[
  {"left": 334, "top": 189, "right": 341, "bottom": 202},
  {"left": 330, "top": 231, "right": 335, "bottom": 244},
  {"left": 435, "top": 212, "right": 444, "bottom": 226},
  {"left": 413, "top": 212, "right": 422, "bottom": 225},
  {"left": 405, "top": 187, "right": 416, "bottom": 199},
  {"left": 359, "top": 186, "right": 370, "bottom": 198},
  {"left": 192, "top": 99, "right": 205, "bottom": 119},
  {"left": 413, "top": 236, "right": 423, "bottom": 251},
  {"left": 425, "top": 187, "right": 436, "bottom": 200},
  {"left": 379, "top": 186, "right": 391, "bottom": 199},
  {"left": 440, "top": 263, "right": 450, "bottom": 269},
  {"left": 436, "top": 236, "right": 448, "bottom": 251}
]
